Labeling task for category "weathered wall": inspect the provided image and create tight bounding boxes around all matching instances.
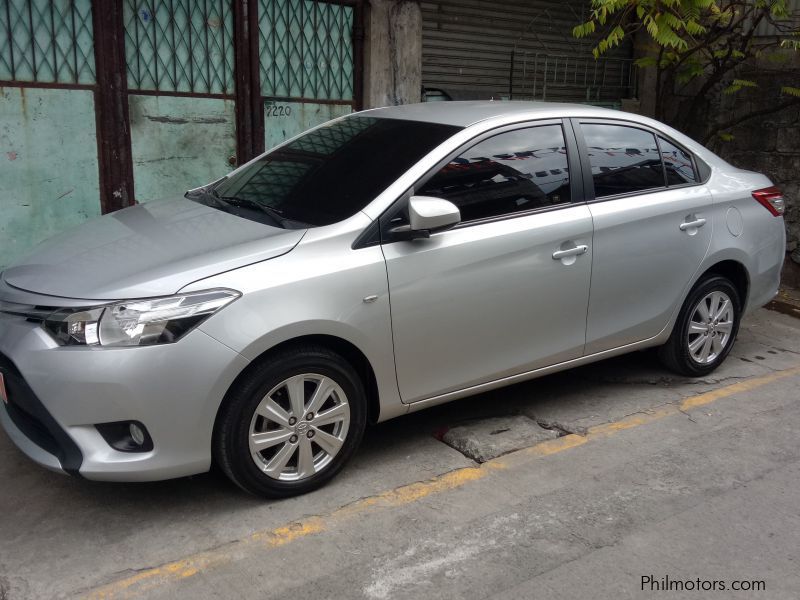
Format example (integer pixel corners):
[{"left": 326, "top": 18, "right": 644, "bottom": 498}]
[
  {"left": 128, "top": 95, "right": 237, "bottom": 202},
  {"left": 364, "top": 0, "right": 422, "bottom": 108},
  {"left": 0, "top": 87, "right": 101, "bottom": 268},
  {"left": 264, "top": 101, "right": 353, "bottom": 151},
  {"left": 716, "top": 98, "right": 800, "bottom": 265}
]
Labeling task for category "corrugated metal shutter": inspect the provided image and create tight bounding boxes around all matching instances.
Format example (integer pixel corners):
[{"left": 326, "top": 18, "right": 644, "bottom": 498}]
[{"left": 422, "top": 0, "right": 635, "bottom": 105}]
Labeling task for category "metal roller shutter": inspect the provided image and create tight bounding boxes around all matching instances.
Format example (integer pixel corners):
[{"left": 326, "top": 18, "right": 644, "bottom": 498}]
[{"left": 422, "top": 0, "right": 635, "bottom": 106}]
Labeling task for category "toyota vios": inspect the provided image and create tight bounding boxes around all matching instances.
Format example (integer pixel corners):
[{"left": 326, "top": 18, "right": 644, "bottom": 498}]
[{"left": 0, "top": 102, "right": 785, "bottom": 497}]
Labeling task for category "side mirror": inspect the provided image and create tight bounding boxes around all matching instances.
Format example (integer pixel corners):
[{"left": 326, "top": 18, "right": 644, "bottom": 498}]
[
  {"left": 387, "top": 196, "right": 461, "bottom": 241},
  {"left": 409, "top": 196, "right": 461, "bottom": 232}
]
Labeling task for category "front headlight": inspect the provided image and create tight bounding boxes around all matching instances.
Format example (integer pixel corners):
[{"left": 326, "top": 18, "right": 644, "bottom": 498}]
[{"left": 42, "top": 289, "right": 240, "bottom": 347}]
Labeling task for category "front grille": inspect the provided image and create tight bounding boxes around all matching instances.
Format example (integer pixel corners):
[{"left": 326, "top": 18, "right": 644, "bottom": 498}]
[{"left": 0, "top": 300, "right": 53, "bottom": 322}]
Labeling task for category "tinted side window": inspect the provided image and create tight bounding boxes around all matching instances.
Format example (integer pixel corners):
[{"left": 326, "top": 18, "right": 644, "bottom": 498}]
[
  {"left": 418, "top": 125, "right": 571, "bottom": 223},
  {"left": 659, "top": 137, "right": 697, "bottom": 185},
  {"left": 582, "top": 124, "right": 665, "bottom": 198}
]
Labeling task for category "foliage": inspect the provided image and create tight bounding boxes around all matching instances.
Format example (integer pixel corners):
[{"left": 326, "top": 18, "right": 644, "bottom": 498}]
[{"left": 574, "top": 0, "right": 800, "bottom": 143}]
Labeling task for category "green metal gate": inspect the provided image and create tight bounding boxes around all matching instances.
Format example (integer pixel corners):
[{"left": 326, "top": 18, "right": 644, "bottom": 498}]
[
  {"left": 0, "top": 0, "right": 101, "bottom": 266},
  {"left": 121, "top": 0, "right": 361, "bottom": 201},
  {"left": 122, "top": 0, "right": 238, "bottom": 202},
  {"left": 257, "top": 0, "right": 359, "bottom": 150},
  {"left": 1, "top": 0, "right": 362, "bottom": 265}
]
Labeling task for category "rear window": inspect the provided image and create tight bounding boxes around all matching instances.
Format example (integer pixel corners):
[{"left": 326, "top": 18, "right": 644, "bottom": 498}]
[
  {"left": 211, "top": 116, "right": 461, "bottom": 227},
  {"left": 582, "top": 124, "right": 665, "bottom": 198},
  {"left": 659, "top": 136, "right": 698, "bottom": 185}
]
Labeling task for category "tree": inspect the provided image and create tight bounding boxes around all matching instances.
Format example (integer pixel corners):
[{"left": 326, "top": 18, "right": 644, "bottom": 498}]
[{"left": 574, "top": 0, "right": 800, "bottom": 144}]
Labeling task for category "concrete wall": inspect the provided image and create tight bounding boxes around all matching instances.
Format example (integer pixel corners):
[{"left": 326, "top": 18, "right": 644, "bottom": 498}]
[
  {"left": 707, "top": 60, "right": 800, "bottom": 268},
  {"left": 363, "top": 0, "right": 422, "bottom": 108},
  {"left": 718, "top": 99, "right": 800, "bottom": 266}
]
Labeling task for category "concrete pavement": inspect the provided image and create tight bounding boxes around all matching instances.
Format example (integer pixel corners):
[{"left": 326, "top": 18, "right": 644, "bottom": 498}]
[{"left": 1, "top": 307, "right": 799, "bottom": 599}]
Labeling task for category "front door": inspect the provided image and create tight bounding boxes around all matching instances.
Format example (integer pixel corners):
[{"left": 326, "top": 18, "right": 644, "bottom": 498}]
[{"left": 382, "top": 122, "right": 593, "bottom": 403}]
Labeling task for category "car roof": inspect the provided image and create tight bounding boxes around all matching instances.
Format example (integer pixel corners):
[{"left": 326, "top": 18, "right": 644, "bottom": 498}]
[
  {"left": 354, "top": 101, "right": 726, "bottom": 173},
  {"left": 358, "top": 101, "right": 627, "bottom": 128}
]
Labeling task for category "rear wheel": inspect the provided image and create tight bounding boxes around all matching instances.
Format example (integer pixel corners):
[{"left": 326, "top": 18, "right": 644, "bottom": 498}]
[
  {"left": 659, "top": 276, "right": 741, "bottom": 376},
  {"left": 214, "top": 345, "right": 367, "bottom": 498}
]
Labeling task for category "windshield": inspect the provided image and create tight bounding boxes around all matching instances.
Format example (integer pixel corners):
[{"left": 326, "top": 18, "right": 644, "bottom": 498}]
[{"left": 191, "top": 116, "right": 461, "bottom": 228}]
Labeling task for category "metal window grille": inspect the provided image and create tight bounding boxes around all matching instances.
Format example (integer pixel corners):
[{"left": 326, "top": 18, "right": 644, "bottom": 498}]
[
  {"left": 258, "top": 0, "right": 354, "bottom": 101},
  {"left": 515, "top": 52, "right": 637, "bottom": 105},
  {"left": 0, "top": 0, "right": 95, "bottom": 84},
  {"left": 123, "top": 0, "right": 235, "bottom": 95}
]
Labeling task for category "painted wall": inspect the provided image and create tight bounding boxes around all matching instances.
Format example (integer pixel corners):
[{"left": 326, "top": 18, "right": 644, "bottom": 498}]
[
  {"left": 263, "top": 100, "right": 352, "bottom": 151},
  {"left": 128, "top": 95, "right": 236, "bottom": 202},
  {"left": 0, "top": 86, "right": 101, "bottom": 269}
]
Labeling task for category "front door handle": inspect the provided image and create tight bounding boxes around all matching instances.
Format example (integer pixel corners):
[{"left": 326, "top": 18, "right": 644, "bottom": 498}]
[
  {"left": 552, "top": 245, "right": 588, "bottom": 260},
  {"left": 679, "top": 217, "right": 707, "bottom": 231}
]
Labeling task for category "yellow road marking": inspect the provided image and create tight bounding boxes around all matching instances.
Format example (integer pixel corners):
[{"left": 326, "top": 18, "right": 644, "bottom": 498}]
[
  {"left": 85, "top": 467, "right": 492, "bottom": 600},
  {"left": 84, "top": 363, "right": 800, "bottom": 599}
]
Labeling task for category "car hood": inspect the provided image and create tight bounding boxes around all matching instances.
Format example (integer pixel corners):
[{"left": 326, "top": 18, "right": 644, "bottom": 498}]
[{"left": 2, "top": 197, "right": 305, "bottom": 301}]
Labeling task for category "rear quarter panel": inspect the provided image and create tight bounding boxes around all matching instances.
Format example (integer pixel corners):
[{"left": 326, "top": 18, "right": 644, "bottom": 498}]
[{"left": 702, "top": 169, "right": 785, "bottom": 312}]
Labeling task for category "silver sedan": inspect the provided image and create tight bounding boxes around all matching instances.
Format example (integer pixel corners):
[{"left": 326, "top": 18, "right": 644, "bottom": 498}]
[{"left": 0, "top": 102, "right": 786, "bottom": 497}]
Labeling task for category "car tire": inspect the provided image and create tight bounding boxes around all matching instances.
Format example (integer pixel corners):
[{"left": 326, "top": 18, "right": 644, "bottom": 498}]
[
  {"left": 214, "top": 345, "right": 367, "bottom": 498},
  {"left": 658, "top": 275, "right": 742, "bottom": 377}
]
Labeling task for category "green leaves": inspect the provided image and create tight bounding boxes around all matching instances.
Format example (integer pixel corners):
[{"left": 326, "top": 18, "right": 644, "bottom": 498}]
[
  {"left": 724, "top": 79, "right": 758, "bottom": 94},
  {"left": 594, "top": 25, "right": 627, "bottom": 57},
  {"left": 781, "top": 38, "right": 800, "bottom": 51},
  {"left": 572, "top": 21, "right": 596, "bottom": 38},
  {"left": 782, "top": 86, "right": 800, "bottom": 97},
  {"left": 576, "top": 0, "right": 722, "bottom": 57},
  {"left": 571, "top": 0, "right": 800, "bottom": 114},
  {"left": 676, "top": 59, "right": 705, "bottom": 82},
  {"left": 712, "top": 49, "right": 745, "bottom": 59},
  {"left": 567, "top": 0, "right": 800, "bottom": 141}
]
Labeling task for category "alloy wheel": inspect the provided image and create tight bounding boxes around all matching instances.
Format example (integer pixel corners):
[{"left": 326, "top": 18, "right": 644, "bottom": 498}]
[
  {"left": 248, "top": 373, "right": 350, "bottom": 481},
  {"left": 686, "top": 291, "right": 734, "bottom": 365}
]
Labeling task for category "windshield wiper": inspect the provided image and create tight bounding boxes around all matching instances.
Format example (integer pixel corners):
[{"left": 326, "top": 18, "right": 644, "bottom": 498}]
[
  {"left": 187, "top": 185, "right": 284, "bottom": 227},
  {"left": 217, "top": 195, "right": 288, "bottom": 227},
  {"left": 186, "top": 186, "right": 307, "bottom": 229}
]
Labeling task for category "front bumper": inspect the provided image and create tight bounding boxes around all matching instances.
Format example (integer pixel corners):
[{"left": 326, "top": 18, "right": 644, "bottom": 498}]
[{"left": 0, "top": 311, "right": 249, "bottom": 481}]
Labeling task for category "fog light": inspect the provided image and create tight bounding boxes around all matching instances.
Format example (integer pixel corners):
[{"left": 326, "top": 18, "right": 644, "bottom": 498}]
[
  {"left": 129, "top": 423, "right": 145, "bottom": 446},
  {"left": 96, "top": 420, "right": 153, "bottom": 452}
]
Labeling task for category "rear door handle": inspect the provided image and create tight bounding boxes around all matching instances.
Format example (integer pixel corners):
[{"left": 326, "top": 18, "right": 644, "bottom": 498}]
[
  {"left": 552, "top": 245, "right": 588, "bottom": 260},
  {"left": 679, "top": 218, "right": 707, "bottom": 231}
]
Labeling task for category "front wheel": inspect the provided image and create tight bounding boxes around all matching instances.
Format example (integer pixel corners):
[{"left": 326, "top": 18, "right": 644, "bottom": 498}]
[
  {"left": 214, "top": 345, "right": 367, "bottom": 498},
  {"left": 659, "top": 276, "right": 742, "bottom": 377}
]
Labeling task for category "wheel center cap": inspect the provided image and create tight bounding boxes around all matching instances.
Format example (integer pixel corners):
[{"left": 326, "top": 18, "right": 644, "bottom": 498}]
[{"left": 295, "top": 421, "right": 309, "bottom": 435}]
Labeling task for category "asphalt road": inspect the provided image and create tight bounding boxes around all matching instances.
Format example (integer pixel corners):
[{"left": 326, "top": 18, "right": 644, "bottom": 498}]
[{"left": 1, "top": 307, "right": 799, "bottom": 600}]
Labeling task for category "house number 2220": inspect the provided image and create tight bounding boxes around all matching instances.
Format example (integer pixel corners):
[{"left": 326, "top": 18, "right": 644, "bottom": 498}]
[{"left": 266, "top": 105, "right": 292, "bottom": 117}]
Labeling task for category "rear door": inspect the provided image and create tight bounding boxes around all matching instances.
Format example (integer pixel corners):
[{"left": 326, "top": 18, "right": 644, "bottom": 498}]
[
  {"left": 381, "top": 121, "right": 594, "bottom": 403},
  {"left": 574, "top": 120, "right": 713, "bottom": 354}
]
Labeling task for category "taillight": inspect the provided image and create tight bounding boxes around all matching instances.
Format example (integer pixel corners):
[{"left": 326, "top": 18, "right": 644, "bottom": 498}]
[{"left": 752, "top": 186, "right": 785, "bottom": 216}]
